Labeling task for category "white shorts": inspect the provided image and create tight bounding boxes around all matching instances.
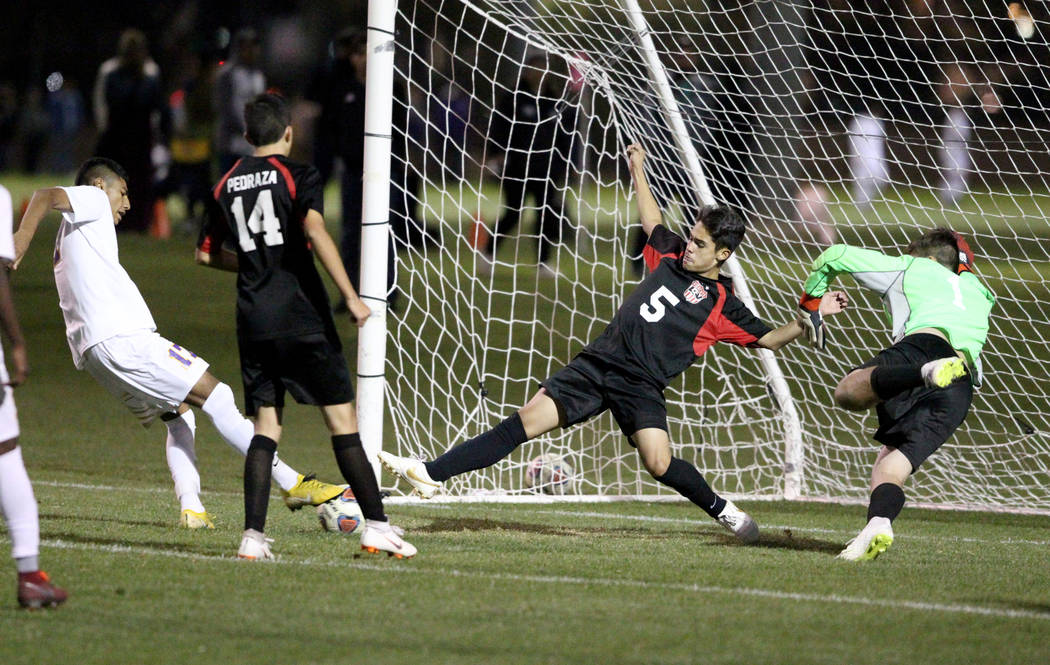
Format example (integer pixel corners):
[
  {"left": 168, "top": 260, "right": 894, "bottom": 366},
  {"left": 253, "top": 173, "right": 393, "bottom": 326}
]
[
  {"left": 0, "top": 386, "right": 20, "bottom": 442},
  {"left": 82, "top": 332, "right": 210, "bottom": 427}
]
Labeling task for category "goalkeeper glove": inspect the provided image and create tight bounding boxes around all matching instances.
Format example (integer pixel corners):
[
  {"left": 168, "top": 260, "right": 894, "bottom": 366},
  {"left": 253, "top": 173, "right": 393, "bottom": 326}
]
[
  {"left": 952, "top": 231, "right": 975, "bottom": 274},
  {"left": 798, "top": 293, "right": 827, "bottom": 350}
]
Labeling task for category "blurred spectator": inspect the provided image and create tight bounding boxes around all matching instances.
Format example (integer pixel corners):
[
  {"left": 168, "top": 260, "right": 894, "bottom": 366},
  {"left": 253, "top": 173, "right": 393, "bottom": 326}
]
[
  {"left": 807, "top": 1, "right": 1005, "bottom": 206},
  {"left": 167, "top": 50, "right": 217, "bottom": 234},
  {"left": 628, "top": 40, "right": 753, "bottom": 275},
  {"left": 484, "top": 53, "right": 577, "bottom": 276},
  {"left": 308, "top": 28, "right": 428, "bottom": 309},
  {"left": 45, "top": 78, "right": 86, "bottom": 173},
  {"left": 0, "top": 83, "right": 16, "bottom": 170},
  {"left": 432, "top": 82, "right": 471, "bottom": 180},
  {"left": 94, "top": 28, "right": 170, "bottom": 232},
  {"left": 214, "top": 28, "right": 265, "bottom": 175},
  {"left": 18, "top": 88, "right": 49, "bottom": 174}
]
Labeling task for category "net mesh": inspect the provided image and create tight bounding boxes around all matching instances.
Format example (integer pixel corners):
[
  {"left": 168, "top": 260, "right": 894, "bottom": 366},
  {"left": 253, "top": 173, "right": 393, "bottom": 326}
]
[{"left": 378, "top": 0, "right": 1050, "bottom": 510}]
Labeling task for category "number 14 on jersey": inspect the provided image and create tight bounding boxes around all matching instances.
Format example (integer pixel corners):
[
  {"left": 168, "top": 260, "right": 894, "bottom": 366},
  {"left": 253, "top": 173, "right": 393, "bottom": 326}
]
[{"left": 231, "top": 190, "right": 284, "bottom": 251}]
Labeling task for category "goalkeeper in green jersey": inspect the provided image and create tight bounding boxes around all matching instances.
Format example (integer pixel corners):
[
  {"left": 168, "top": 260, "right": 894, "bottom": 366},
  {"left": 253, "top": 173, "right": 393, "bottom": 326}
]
[{"left": 800, "top": 228, "right": 994, "bottom": 561}]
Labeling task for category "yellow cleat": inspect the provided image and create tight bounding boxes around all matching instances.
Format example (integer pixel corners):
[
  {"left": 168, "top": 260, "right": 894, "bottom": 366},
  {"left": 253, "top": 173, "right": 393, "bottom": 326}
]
[
  {"left": 281, "top": 473, "right": 346, "bottom": 511},
  {"left": 921, "top": 357, "right": 967, "bottom": 389},
  {"left": 180, "top": 509, "right": 215, "bottom": 529}
]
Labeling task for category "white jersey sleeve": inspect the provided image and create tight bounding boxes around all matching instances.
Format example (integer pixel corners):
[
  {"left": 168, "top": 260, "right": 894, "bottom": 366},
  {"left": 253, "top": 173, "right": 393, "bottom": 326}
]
[
  {"left": 61, "top": 185, "right": 113, "bottom": 226},
  {"left": 0, "top": 184, "right": 13, "bottom": 261}
]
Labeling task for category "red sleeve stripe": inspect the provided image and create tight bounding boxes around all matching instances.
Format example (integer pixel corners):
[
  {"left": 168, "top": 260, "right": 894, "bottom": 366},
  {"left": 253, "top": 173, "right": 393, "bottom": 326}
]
[
  {"left": 692, "top": 283, "right": 728, "bottom": 357},
  {"left": 268, "top": 156, "right": 297, "bottom": 201},
  {"left": 643, "top": 245, "right": 678, "bottom": 272},
  {"left": 199, "top": 235, "right": 213, "bottom": 253},
  {"left": 212, "top": 159, "right": 243, "bottom": 200}
]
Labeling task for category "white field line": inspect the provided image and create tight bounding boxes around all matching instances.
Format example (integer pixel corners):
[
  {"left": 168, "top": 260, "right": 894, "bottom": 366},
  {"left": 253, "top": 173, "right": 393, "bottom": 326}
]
[
  {"left": 31, "top": 480, "right": 1050, "bottom": 546},
  {"left": 4, "top": 536, "right": 1048, "bottom": 623}
]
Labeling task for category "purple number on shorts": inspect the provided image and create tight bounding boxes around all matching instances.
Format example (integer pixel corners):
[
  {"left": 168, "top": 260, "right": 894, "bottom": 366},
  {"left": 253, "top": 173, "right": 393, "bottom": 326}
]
[{"left": 168, "top": 344, "right": 196, "bottom": 367}]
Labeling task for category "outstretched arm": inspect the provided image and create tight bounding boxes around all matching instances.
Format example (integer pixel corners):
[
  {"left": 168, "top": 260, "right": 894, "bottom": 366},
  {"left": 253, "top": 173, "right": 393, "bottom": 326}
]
[
  {"left": 12, "top": 187, "right": 72, "bottom": 269},
  {"left": 194, "top": 245, "right": 239, "bottom": 272},
  {"left": 626, "top": 144, "right": 663, "bottom": 237},
  {"left": 302, "top": 209, "right": 370, "bottom": 327},
  {"left": 757, "top": 291, "right": 848, "bottom": 351}
]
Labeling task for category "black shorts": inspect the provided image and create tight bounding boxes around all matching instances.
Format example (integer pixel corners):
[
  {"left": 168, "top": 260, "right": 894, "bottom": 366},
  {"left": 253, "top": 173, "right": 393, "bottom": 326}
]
[
  {"left": 239, "top": 332, "right": 354, "bottom": 416},
  {"left": 541, "top": 353, "right": 667, "bottom": 442},
  {"left": 855, "top": 333, "right": 973, "bottom": 470}
]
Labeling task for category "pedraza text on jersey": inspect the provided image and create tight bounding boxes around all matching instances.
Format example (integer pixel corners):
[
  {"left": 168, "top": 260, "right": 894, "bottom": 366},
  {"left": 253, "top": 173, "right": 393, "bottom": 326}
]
[{"left": 226, "top": 170, "right": 278, "bottom": 193}]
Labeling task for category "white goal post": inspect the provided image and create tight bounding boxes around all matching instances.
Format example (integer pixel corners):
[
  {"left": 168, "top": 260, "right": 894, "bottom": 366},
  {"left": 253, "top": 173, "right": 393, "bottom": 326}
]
[{"left": 359, "top": 0, "right": 1050, "bottom": 513}]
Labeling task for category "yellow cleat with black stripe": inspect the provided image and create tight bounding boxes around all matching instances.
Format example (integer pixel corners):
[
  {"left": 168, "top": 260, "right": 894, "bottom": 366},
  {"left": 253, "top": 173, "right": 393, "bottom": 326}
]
[
  {"left": 281, "top": 474, "right": 346, "bottom": 511},
  {"left": 180, "top": 509, "right": 215, "bottom": 529}
]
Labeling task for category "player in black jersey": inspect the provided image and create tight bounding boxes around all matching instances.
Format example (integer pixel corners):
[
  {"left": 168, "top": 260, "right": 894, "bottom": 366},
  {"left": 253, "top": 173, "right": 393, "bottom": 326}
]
[
  {"left": 380, "top": 144, "right": 848, "bottom": 541},
  {"left": 197, "top": 93, "right": 415, "bottom": 559}
]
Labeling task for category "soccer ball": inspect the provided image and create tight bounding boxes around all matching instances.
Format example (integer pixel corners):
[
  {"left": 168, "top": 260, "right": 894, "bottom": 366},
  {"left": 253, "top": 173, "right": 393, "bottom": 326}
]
[
  {"left": 317, "top": 487, "right": 364, "bottom": 534},
  {"left": 525, "top": 454, "right": 574, "bottom": 494}
]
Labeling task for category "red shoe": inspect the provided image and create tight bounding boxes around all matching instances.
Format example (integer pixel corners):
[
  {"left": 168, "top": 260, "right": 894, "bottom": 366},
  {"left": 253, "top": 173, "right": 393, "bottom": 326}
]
[{"left": 17, "top": 571, "right": 68, "bottom": 609}]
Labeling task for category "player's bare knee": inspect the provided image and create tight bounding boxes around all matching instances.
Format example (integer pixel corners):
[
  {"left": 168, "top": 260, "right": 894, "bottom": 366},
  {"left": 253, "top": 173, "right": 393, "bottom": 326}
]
[
  {"left": 638, "top": 447, "right": 671, "bottom": 477},
  {"left": 834, "top": 381, "right": 872, "bottom": 411}
]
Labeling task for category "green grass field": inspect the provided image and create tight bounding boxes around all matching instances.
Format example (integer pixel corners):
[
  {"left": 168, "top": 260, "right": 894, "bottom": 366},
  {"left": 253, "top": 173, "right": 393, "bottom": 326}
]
[{"left": 0, "top": 173, "right": 1049, "bottom": 664}]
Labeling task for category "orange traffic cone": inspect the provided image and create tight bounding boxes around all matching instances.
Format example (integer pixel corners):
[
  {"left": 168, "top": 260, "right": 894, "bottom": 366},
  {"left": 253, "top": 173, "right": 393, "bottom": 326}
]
[
  {"left": 150, "top": 198, "right": 171, "bottom": 239},
  {"left": 470, "top": 210, "right": 489, "bottom": 252}
]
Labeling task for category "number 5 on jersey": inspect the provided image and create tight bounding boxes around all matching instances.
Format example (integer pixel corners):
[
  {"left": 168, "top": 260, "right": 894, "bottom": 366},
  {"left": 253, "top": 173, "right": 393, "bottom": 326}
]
[
  {"left": 231, "top": 189, "right": 284, "bottom": 251},
  {"left": 640, "top": 285, "right": 681, "bottom": 322}
]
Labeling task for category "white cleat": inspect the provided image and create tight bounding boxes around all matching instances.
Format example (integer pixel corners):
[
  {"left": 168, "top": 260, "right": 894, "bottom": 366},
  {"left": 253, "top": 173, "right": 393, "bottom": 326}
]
[
  {"left": 838, "top": 517, "right": 894, "bottom": 561},
  {"left": 237, "top": 530, "right": 275, "bottom": 561},
  {"left": 921, "top": 356, "right": 967, "bottom": 389},
  {"left": 377, "top": 450, "right": 441, "bottom": 499},
  {"left": 360, "top": 520, "right": 417, "bottom": 559},
  {"left": 716, "top": 500, "right": 760, "bottom": 544}
]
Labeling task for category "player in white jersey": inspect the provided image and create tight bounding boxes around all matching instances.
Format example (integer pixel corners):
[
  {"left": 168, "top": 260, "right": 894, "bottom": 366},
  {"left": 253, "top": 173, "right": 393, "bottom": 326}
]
[
  {"left": 0, "top": 184, "right": 67, "bottom": 608},
  {"left": 11, "top": 158, "right": 345, "bottom": 528}
]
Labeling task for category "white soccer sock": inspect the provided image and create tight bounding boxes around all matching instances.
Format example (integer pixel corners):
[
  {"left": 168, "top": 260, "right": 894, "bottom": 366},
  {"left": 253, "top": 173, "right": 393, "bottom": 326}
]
[
  {"left": 165, "top": 410, "right": 205, "bottom": 513},
  {"left": 200, "top": 382, "right": 300, "bottom": 491},
  {"left": 0, "top": 446, "right": 40, "bottom": 561}
]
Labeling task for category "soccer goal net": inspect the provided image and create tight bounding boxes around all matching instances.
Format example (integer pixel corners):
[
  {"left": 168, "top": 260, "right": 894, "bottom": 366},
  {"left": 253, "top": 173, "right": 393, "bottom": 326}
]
[{"left": 369, "top": 0, "right": 1050, "bottom": 512}]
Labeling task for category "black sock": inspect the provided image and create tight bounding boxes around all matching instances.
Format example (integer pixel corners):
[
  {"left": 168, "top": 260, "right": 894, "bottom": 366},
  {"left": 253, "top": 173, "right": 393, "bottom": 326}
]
[
  {"left": 425, "top": 413, "right": 528, "bottom": 482},
  {"left": 870, "top": 364, "right": 925, "bottom": 400},
  {"left": 655, "top": 457, "right": 726, "bottom": 518},
  {"left": 332, "top": 433, "right": 386, "bottom": 522},
  {"left": 867, "top": 482, "right": 906, "bottom": 522},
  {"left": 244, "top": 435, "right": 277, "bottom": 532}
]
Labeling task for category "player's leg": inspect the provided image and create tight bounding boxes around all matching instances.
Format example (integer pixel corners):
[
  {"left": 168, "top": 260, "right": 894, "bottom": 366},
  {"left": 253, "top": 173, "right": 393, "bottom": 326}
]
[
  {"left": 840, "top": 358, "right": 972, "bottom": 561},
  {"left": 835, "top": 339, "right": 968, "bottom": 411},
  {"left": 238, "top": 405, "right": 280, "bottom": 561},
  {"left": 535, "top": 179, "right": 565, "bottom": 271},
  {"left": 630, "top": 431, "right": 759, "bottom": 544},
  {"left": 0, "top": 396, "right": 66, "bottom": 608},
  {"left": 184, "top": 371, "right": 341, "bottom": 506},
  {"left": 380, "top": 357, "right": 601, "bottom": 498},
  {"left": 838, "top": 447, "right": 909, "bottom": 562},
  {"left": 487, "top": 173, "right": 528, "bottom": 259},
  {"left": 607, "top": 372, "right": 758, "bottom": 543},
  {"left": 159, "top": 404, "right": 211, "bottom": 528},
  {"left": 319, "top": 402, "right": 415, "bottom": 558}
]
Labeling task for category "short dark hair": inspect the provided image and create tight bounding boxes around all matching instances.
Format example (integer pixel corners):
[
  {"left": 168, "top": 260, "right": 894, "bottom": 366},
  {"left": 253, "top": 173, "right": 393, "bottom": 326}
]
[
  {"left": 906, "top": 227, "right": 958, "bottom": 271},
  {"left": 698, "top": 205, "right": 746, "bottom": 254},
  {"left": 75, "top": 157, "right": 128, "bottom": 186},
  {"left": 244, "top": 92, "right": 290, "bottom": 146}
]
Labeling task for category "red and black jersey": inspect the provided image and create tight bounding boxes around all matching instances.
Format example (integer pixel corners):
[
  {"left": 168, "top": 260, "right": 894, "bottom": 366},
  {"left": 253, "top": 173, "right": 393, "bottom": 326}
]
[
  {"left": 581, "top": 225, "right": 773, "bottom": 389},
  {"left": 199, "top": 154, "right": 336, "bottom": 343}
]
